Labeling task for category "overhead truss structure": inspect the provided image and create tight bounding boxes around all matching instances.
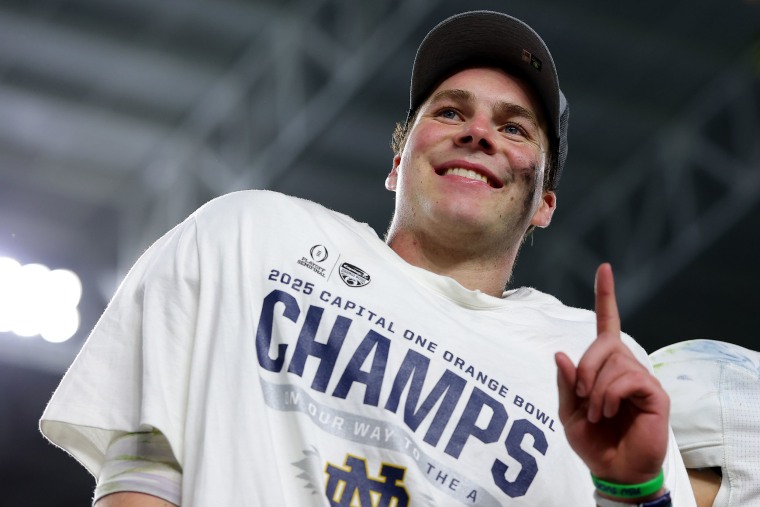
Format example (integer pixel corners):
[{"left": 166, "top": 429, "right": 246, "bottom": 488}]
[
  {"left": 532, "top": 62, "right": 760, "bottom": 318},
  {"left": 3, "top": 1, "right": 759, "bottom": 374},
  {"left": 116, "top": 0, "right": 441, "bottom": 275}
]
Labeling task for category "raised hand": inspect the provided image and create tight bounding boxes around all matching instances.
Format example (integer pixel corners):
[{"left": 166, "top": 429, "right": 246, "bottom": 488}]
[{"left": 555, "top": 263, "right": 669, "bottom": 486}]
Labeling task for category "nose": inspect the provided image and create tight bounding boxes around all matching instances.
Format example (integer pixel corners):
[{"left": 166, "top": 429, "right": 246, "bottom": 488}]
[{"left": 455, "top": 117, "right": 496, "bottom": 153}]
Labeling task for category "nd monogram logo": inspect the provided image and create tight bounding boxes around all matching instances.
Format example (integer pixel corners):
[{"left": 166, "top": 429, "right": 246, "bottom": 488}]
[{"left": 325, "top": 455, "right": 409, "bottom": 507}]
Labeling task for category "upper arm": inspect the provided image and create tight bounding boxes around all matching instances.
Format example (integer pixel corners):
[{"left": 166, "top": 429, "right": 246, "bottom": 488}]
[
  {"left": 686, "top": 468, "right": 721, "bottom": 507},
  {"left": 95, "top": 492, "right": 179, "bottom": 507}
]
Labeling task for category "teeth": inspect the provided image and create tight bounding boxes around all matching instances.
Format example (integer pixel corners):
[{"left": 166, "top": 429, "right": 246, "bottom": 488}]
[{"left": 444, "top": 168, "right": 489, "bottom": 184}]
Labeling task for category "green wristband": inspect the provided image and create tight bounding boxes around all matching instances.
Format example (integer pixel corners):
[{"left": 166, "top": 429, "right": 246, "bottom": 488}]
[{"left": 591, "top": 469, "right": 664, "bottom": 499}]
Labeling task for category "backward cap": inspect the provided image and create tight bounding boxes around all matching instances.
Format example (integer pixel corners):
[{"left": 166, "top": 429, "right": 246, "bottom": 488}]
[{"left": 409, "top": 10, "right": 569, "bottom": 188}]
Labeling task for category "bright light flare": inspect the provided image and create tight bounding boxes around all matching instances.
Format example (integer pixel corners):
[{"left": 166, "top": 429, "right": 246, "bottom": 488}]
[
  {"left": 0, "top": 257, "right": 82, "bottom": 343},
  {"left": 0, "top": 257, "right": 22, "bottom": 333}
]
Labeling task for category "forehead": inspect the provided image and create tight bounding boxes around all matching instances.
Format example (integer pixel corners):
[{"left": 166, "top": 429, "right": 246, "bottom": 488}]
[{"left": 424, "top": 66, "right": 547, "bottom": 125}]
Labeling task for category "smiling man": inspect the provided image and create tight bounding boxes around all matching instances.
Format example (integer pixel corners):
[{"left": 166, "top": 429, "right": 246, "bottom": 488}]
[
  {"left": 41, "top": 10, "right": 694, "bottom": 507},
  {"left": 385, "top": 66, "right": 555, "bottom": 296}
]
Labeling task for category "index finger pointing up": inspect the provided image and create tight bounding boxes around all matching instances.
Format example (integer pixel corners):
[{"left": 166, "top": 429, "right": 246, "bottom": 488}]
[{"left": 595, "top": 263, "right": 621, "bottom": 338}]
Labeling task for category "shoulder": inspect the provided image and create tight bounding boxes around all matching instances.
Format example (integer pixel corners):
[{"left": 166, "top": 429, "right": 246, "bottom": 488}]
[
  {"left": 187, "top": 190, "right": 362, "bottom": 232},
  {"left": 650, "top": 339, "right": 760, "bottom": 374},
  {"left": 507, "top": 286, "right": 649, "bottom": 362},
  {"left": 506, "top": 286, "right": 595, "bottom": 322},
  {"left": 650, "top": 339, "right": 760, "bottom": 406},
  {"left": 193, "top": 190, "right": 334, "bottom": 219},
  {"left": 171, "top": 190, "right": 380, "bottom": 260}
]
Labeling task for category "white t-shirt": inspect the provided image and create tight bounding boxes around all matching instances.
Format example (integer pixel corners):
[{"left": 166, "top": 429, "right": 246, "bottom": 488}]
[{"left": 41, "top": 190, "right": 694, "bottom": 506}]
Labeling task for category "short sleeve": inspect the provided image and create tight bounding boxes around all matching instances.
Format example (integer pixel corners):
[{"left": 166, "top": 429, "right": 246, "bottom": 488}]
[{"left": 40, "top": 215, "right": 201, "bottom": 477}]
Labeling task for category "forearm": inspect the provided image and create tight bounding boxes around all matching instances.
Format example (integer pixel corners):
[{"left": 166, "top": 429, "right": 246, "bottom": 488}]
[
  {"left": 95, "top": 492, "right": 178, "bottom": 507},
  {"left": 594, "top": 488, "right": 672, "bottom": 507}
]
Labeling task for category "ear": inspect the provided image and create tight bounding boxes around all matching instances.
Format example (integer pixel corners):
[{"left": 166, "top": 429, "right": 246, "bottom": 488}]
[
  {"left": 530, "top": 190, "right": 556, "bottom": 228},
  {"left": 385, "top": 155, "right": 401, "bottom": 191}
]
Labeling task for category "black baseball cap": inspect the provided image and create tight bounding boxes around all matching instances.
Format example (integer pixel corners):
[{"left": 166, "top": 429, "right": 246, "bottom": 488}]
[{"left": 408, "top": 10, "right": 569, "bottom": 188}]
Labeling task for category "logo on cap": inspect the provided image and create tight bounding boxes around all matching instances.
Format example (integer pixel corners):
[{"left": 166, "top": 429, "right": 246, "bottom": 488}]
[{"left": 522, "top": 49, "right": 542, "bottom": 71}]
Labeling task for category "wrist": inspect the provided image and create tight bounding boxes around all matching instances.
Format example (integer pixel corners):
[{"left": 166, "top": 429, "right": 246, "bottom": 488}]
[
  {"left": 594, "top": 489, "right": 671, "bottom": 507},
  {"left": 596, "top": 487, "right": 668, "bottom": 503},
  {"left": 591, "top": 469, "right": 664, "bottom": 500}
]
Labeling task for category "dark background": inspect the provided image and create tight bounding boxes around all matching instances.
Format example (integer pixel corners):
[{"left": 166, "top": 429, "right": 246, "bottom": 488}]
[{"left": 1, "top": 0, "right": 759, "bottom": 504}]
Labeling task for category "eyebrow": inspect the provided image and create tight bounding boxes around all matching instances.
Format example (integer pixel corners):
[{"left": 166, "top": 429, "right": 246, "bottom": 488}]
[
  {"left": 494, "top": 102, "right": 541, "bottom": 131},
  {"left": 427, "top": 88, "right": 473, "bottom": 105},
  {"left": 427, "top": 88, "right": 541, "bottom": 131}
]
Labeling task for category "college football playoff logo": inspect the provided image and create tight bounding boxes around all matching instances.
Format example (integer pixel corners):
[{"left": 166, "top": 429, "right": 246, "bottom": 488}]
[{"left": 310, "top": 244, "right": 328, "bottom": 262}]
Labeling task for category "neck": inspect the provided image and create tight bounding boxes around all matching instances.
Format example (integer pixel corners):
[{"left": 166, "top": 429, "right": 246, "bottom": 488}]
[{"left": 386, "top": 226, "right": 522, "bottom": 298}]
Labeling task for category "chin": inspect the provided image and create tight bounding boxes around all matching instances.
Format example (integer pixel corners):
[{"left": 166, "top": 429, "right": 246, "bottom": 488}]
[{"left": 438, "top": 206, "right": 500, "bottom": 233}]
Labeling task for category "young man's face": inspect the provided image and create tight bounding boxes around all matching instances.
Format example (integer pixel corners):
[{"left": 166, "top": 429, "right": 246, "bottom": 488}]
[{"left": 386, "top": 66, "right": 556, "bottom": 245}]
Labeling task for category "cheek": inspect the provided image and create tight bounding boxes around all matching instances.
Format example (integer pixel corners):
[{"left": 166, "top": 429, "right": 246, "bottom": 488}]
[
  {"left": 505, "top": 148, "right": 545, "bottom": 212},
  {"left": 508, "top": 149, "right": 541, "bottom": 186},
  {"left": 397, "top": 128, "right": 442, "bottom": 184},
  {"left": 404, "top": 120, "right": 451, "bottom": 154},
  {"left": 394, "top": 152, "right": 428, "bottom": 206}
]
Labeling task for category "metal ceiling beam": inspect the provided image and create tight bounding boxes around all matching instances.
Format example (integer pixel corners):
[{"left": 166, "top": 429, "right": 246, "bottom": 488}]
[
  {"left": 114, "top": 0, "right": 444, "bottom": 275},
  {"left": 0, "top": 8, "right": 219, "bottom": 114},
  {"left": 91, "top": 0, "right": 280, "bottom": 38},
  {"left": 0, "top": 140, "right": 128, "bottom": 207},
  {"left": 2, "top": 0, "right": 758, "bottom": 378},
  {"left": 0, "top": 85, "right": 172, "bottom": 176},
  {"left": 531, "top": 64, "right": 760, "bottom": 318}
]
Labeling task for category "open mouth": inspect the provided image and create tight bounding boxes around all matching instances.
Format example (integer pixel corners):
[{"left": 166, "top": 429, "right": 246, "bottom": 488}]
[{"left": 436, "top": 167, "right": 503, "bottom": 188}]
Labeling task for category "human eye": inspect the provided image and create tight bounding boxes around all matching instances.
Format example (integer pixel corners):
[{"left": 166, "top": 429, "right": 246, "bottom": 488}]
[
  {"left": 501, "top": 122, "right": 530, "bottom": 139},
  {"left": 436, "top": 107, "right": 461, "bottom": 121}
]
